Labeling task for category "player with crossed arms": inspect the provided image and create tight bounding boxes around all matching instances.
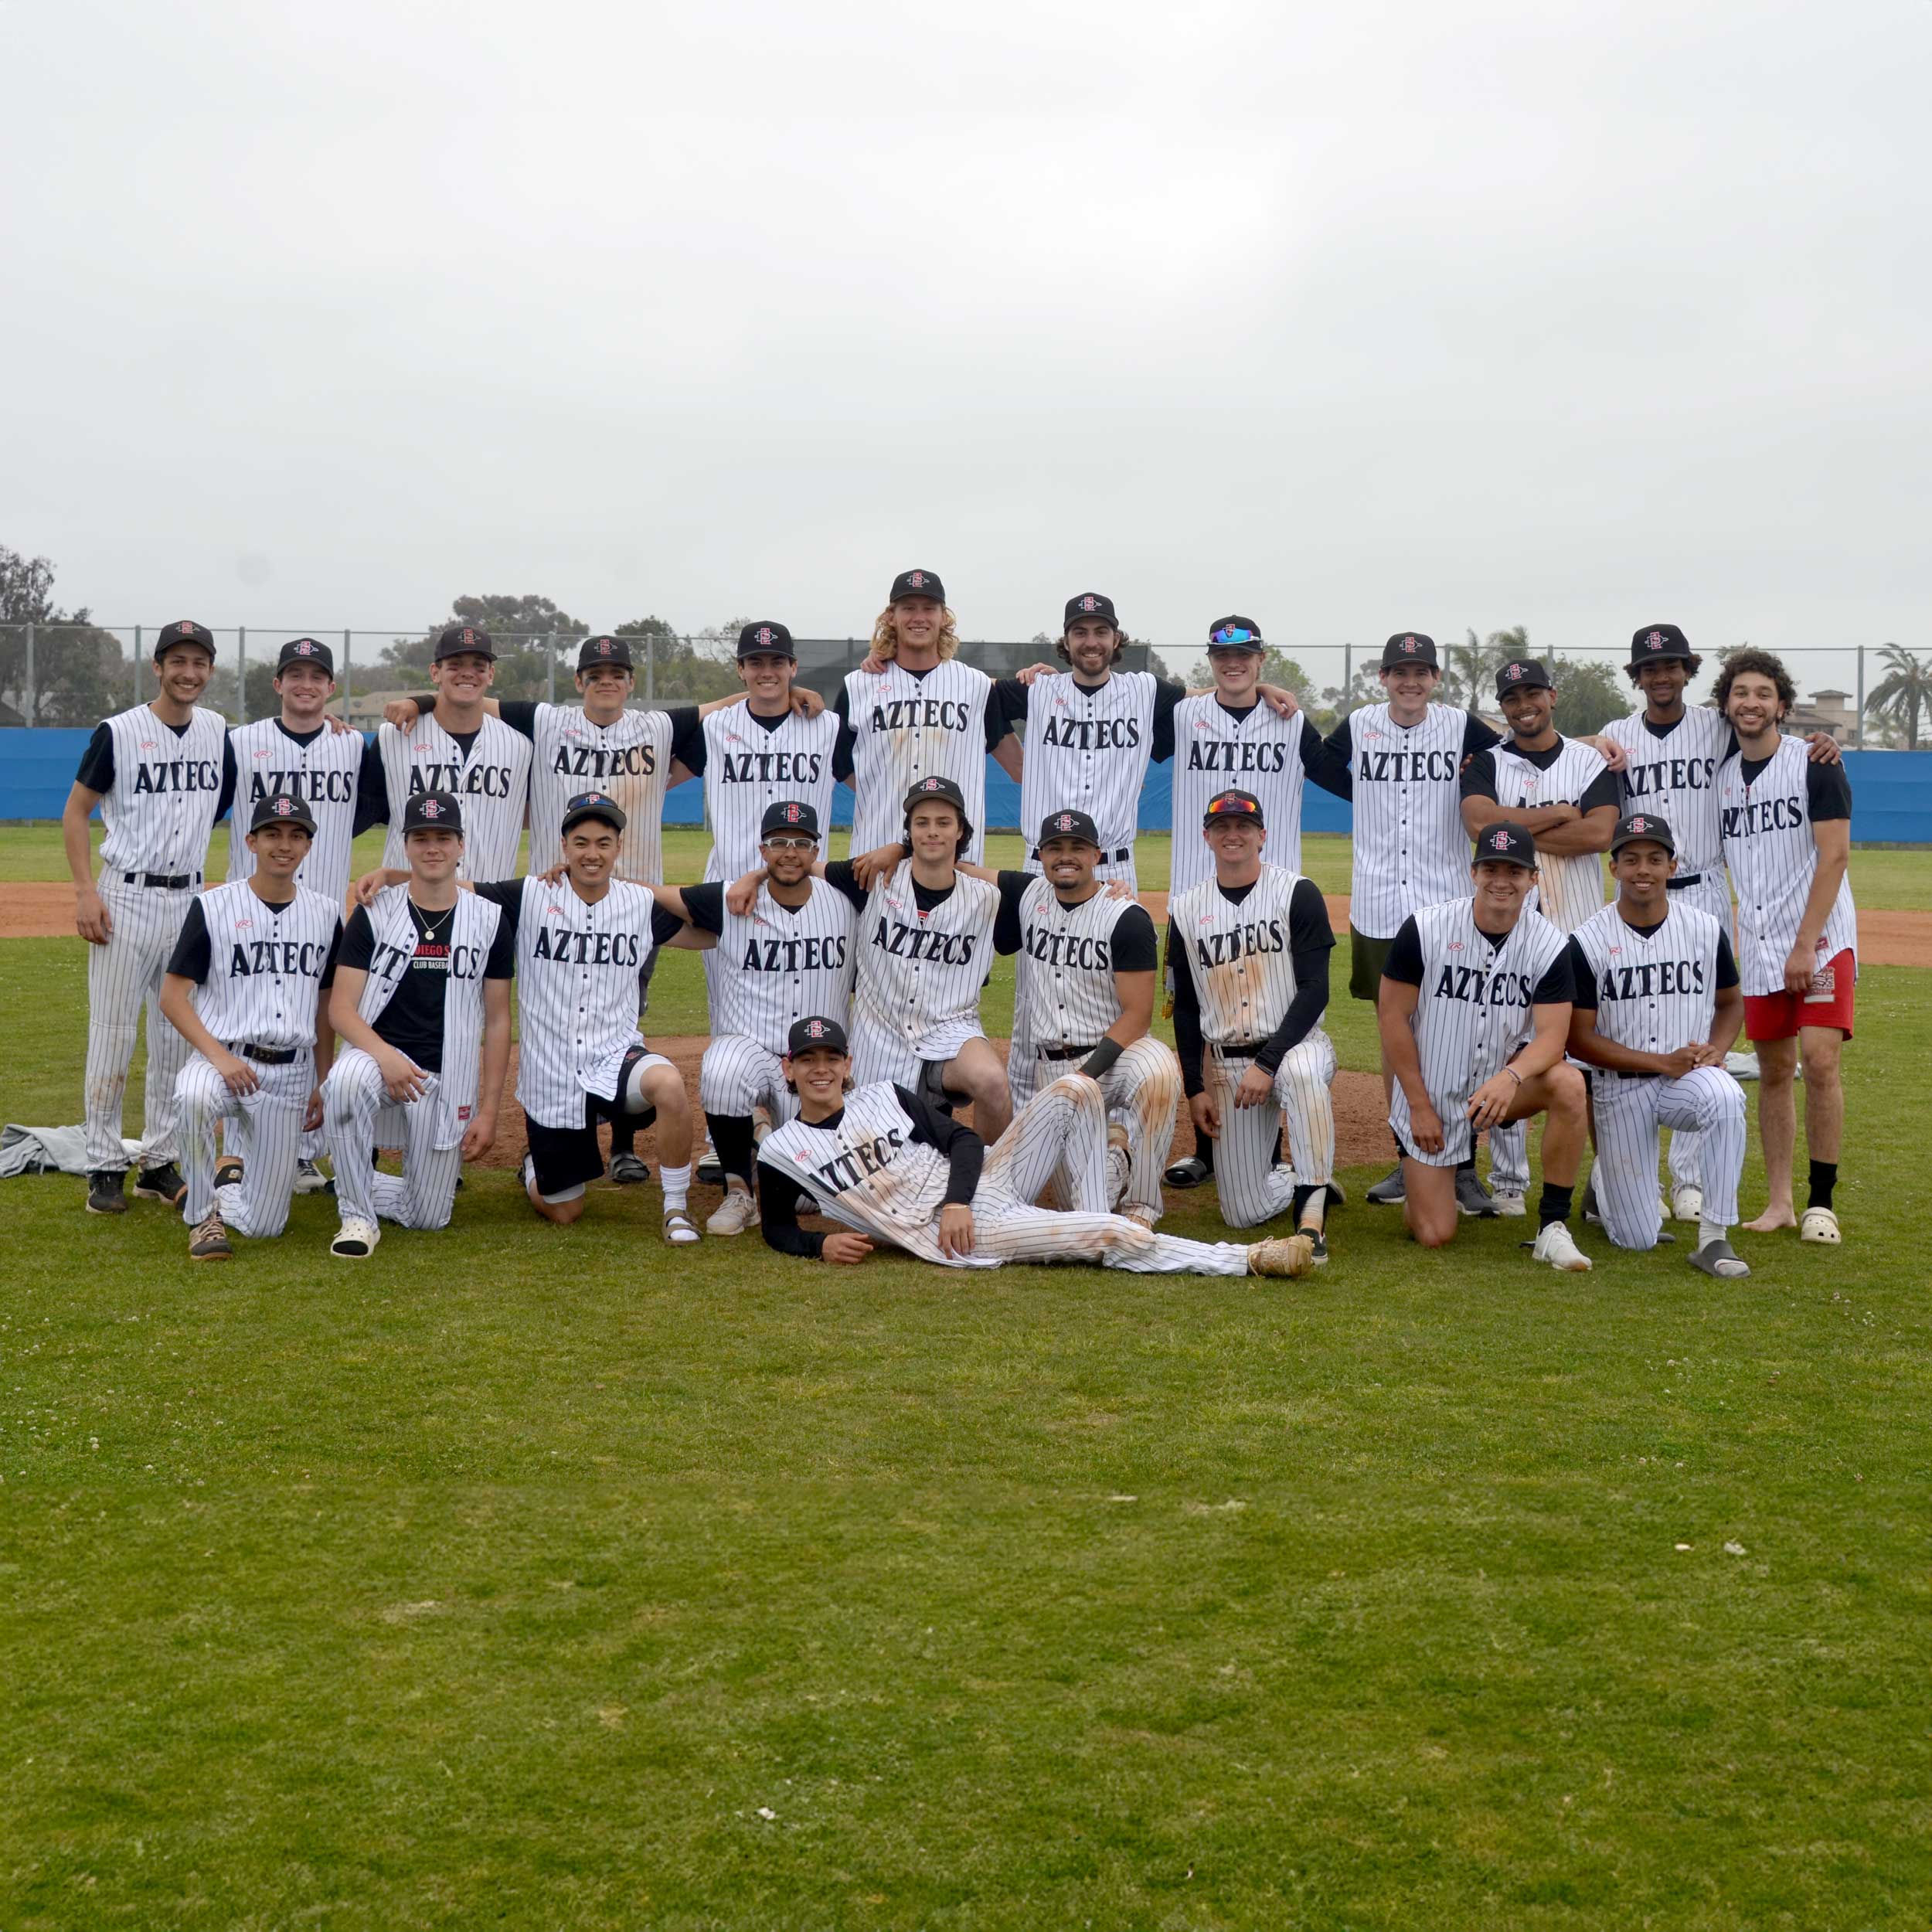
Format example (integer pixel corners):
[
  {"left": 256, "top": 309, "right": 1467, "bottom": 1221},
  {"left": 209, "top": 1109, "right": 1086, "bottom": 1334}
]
[
  {"left": 639, "top": 800, "right": 856, "bottom": 1236},
  {"left": 1565, "top": 813, "right": 1751, "bottom": 1278},
  {"left": 755, "top": 1016, "right": 1315, "bottom": 1279},
  {"left": 323, "top": 791, "right": 514, "bottom": 1259},
  {"left": 1166, "top": 790, "right": 1339, "bottom": 1258},
  {"left": 158, "top": 794, "right": 342, "bottom": 1261},
  {"left": 1377, "top": 822, "right": 1592, "bottom": 1270}
]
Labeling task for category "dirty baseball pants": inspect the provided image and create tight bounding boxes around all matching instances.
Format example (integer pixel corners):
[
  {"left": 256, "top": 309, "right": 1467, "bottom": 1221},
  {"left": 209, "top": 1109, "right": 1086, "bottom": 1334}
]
[
  {"left": 175, "top": 1050, "right": 311, "bottom": 1236},
  {"left": 1006, "top": 1035, "right": 1182, "bottom": 1225},
  {"left": 1199, "top": 1032, "right": 1337, "bottom": 1230},
  {"left": 324, "top": 1048, "right": 464, "bottom": 1231},
  {"left": 83, "top": 876, "right": 197, "bottom": 1173}
]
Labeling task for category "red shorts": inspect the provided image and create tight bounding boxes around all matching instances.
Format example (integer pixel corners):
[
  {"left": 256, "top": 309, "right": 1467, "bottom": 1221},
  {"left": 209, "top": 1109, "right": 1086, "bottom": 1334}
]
[{"left": 1744, "top": 949, "right": 1856, "bottom": 1042}]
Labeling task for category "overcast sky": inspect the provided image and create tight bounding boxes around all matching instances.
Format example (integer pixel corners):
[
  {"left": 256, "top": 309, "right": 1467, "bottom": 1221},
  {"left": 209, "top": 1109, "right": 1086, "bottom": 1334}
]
[{"left": 4, "top": 0, "right": 1926, "bottom": 691}]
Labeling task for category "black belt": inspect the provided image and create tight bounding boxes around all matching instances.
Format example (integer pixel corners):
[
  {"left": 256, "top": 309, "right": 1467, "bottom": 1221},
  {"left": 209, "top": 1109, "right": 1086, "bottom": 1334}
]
[
  {"left": 124, "top": 870, "right": 199, "bottom": 889},
  {"left": 1032, "top": 846, "right": 1132, "bottom": 865},
  {"left": 1592, "top": 1068, "right": 1659, "bottom": 1082},
  {"left": 1038, "top": 1043, "right": 1100, "bottom": 1061},
  {"left": 1213, "top": 1041, "right": 1265, "bottom": 1059},
  {"left": 1665, "top": 873, "right": 1704, "bottom": 889},
  {"left": 230, "top": 1042, "right": 302, "bottom": 1066}
]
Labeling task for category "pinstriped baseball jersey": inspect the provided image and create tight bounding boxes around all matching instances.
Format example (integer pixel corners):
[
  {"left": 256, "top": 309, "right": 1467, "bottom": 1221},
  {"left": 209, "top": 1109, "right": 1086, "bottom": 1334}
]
[
  {"left": 1570, "top": 902, "right": 1723, "bottom": 1053},
  {"left": 699, "top": 706, "right": 840, "bottom": 881},
  {"left": 227, "top": 719, "right": 366, "bottom": 900},
  {"left": 709, "top": 879, "right": 856, "bottom": 1052},
  {"left": 1484, "top": 737, "right": 1610, "bottom": 933},
  {"left": 1011, "top": 876, "right": 1142, "bottom": 1049},
  {"left": 1387, "top": 898, "right": 1570, "bottom": 1159},
  {"left": 1718, "top": 738, "right": 1858, "bottom": 995},
  {"left": 177, "top": 881, "right": 342, "bottom": 1049},
  {"left": 1345, "top": 702, "right": 1472, "bottom": 937},
  {"left": 1598, "top": 706, "right": 1731, "bottom": 883},
  {"left": 855, "top": 861, "right": 998, "bottom": 1059},
  {"left": 529, "top": 702, "right": 674, "bottom": 883},
  {"left": 1169, "top": 696, "right": 1311, "bottom": 895},
  {"left": 842, "top": 660, "right": 995, "bottom": 862},
  {"left": 94, "top": 705, "right": 230, "bottom": 876},
  {"left": 1169, "top": 864, "right": 1305, "bottom": 1045},
  {"left": 378, "top": 714, "right": 532, "bottom": 882},
  {"left": 1018, "top": 671, "right": 1157, "bottom": 867}
]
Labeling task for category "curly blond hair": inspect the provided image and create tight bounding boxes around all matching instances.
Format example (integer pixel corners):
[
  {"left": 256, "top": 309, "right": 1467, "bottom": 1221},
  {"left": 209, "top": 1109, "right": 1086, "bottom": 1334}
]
[{"left": 869, "top": 603, "right": 961, "bottom": 662}]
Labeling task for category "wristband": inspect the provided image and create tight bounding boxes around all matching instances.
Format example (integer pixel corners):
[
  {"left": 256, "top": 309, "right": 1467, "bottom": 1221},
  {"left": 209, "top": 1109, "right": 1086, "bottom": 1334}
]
[{"left": 1501, "top": 1066, "right": 1523, "bottom": 1087}]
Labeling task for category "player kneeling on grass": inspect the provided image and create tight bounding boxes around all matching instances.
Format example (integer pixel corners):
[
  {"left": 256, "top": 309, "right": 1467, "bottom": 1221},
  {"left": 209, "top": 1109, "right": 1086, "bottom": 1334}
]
[
  {"left": 756, "top": 1018, "right": 1315, "bottom": 1278},
  {"left": 1565, "top": 815, "right": 1750, "bottom": 1278},
  {"left": 158, "top": 795, "right": 342, "bottom": 1261},
  {"left": 322, "top": 792, "right": 513, "bottom": 1259},
  {"left": 1377, "top": 822, "right": 1591, "bottom": 1271}
]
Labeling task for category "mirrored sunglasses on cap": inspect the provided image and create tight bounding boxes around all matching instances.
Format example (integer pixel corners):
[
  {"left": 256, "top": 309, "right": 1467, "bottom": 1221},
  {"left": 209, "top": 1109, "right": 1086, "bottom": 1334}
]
[{"left": 1209, "top": 625, "right": 1260, "bottom": 646}]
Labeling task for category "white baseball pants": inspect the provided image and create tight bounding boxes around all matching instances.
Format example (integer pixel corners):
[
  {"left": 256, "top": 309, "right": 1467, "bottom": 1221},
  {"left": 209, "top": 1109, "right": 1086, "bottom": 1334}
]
[
  {"left": 1590, "top": 1066, "right": 1746, "bottom": 1251},
  {"left": 699, "top": 1035, "right": 800, "bottom": 1127},
  {"left": 1201, "top": 1032, "right": 1336, "bottom": 1230},
  {"left": 323, "top": 1048, "right": 464, "bottom": 1232},
  {"left": 84, "top": 876, "right": 196, "bottom": 1172},
  {"left": 1007, "top": 1036, "right": 1182, "bottom": 1225},
  {"left": 175, "top": 1050, "right": 311, "bottom": 1236},
  {"left": 851, "top": 1015, "right": 985, "bottom": 1092}
]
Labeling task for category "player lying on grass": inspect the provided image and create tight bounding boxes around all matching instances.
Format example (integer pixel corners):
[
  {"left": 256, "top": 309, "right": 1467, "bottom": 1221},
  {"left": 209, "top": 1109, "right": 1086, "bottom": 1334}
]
[
  {"left": 755, "top": 1017, "right": 1317, "bottom": 1278},
  {"left": 1376, "top": 822, "right": 1591, "bottom": 1271},
  {"left": 1565, "top": 814, "right": 1750, "bottom": 1278},
  {"left": 158, "top": 794, "right": 341, "bottom": 1262},
  {"left": 322, "top": 792, "right": 513, "bottom": 1260}
]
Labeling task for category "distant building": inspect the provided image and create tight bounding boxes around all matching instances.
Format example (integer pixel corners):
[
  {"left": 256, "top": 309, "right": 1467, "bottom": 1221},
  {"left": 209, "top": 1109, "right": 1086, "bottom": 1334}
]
[
  {"left": 336, "top": 689, "right": 416, "bottom": 730},
  {"left": 1788, "top": 689, "right": 1857, "bottom": 743}
]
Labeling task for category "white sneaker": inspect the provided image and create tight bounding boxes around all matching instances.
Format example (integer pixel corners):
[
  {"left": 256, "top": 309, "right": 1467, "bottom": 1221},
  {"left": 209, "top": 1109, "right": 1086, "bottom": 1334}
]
[
  {"left": 331, "top": 1216, "right": 380, "bottom": 1259},
  {"left": 1531, "top": 1222, "right": 1591, "bottom": 1272},
  {"left": 706, "top": 1187, "right": 759, "bottom": 1236},
  {"left": 1492, "top": 1190, "right": 1527, "bottom": 1218},
  {"left": 1672, "top": 1185, "right": 1704, "bottom": 1223},
  {"left": 293, "top": 1157, "right": 332, "bottom": 1195}
]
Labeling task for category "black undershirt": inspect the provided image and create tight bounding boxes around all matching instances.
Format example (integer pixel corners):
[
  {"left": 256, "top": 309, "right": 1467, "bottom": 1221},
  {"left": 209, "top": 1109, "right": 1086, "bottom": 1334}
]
[{"left": 338, "top": 899, "right": 515, "bottom": 1070}]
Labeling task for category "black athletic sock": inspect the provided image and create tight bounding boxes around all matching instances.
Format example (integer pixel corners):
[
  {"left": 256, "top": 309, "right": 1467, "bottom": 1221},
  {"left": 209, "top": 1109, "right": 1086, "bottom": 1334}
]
[
  {"left": 1538, "top": 1182, "right": 1573, "bottom": 1230},
  {"left": 707, "top": 1112, "right": 757, "bottom": 1188},
  {"left": 608, "top": 1117, "right": 637, "bottom": 1160},
  {"left": 1457, "top": 1155, "right": 1477, "bottom": 1173},
  {"left": 1808, "top": 1159, "right": 1838, "bottom": 1212}
]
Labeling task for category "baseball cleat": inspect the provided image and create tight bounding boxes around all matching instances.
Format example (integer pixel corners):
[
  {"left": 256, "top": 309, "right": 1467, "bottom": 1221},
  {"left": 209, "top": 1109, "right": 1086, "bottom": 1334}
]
[
  {"left": 1365, "top": 1162, "right": 1406, "bottom": 1206},
  {"left": 189, "top": 1210, "right": 233, "bottom": 1261},
  {"left": 134, "top": 1163, "right": 189, "bottom": 1206},
  {"left": 706, "top": 1188, "right": 759, "bottom": 1236},
  {"left": 1455, "top": 1170, "right": 1498, "bottom": 1218},
  {"left": 662, "top": 1207, "right": 702, "bottom": 1246},
  {"left": 293, "top": 1158, "right": 332, "bottom": 1195},
  {"left": 214, "top": 1155, "right": 245, "bottom": 1189},
  {"left": 1689, "top": 1236, "right": 1749, "bottom": 1278},
  {"left": 1492, "top": 1189, "right": 1526, "bottom": 1218},
  {"left": 1800, "top": 1206, "right": 1842, "bottom": 1244},
  {"left": 1164, "top": 1155, "right": 1211, "bottom": 1189},
  {"left": 1529, "top": 1222, "right": 1591, "bottom": 1272},
  {"left": 330, "top": 1216, "right": 381, "bottom": 1259},
  {"left": 607, "top": 1152, "right": 651, "bottom": 1186},
  {"left": 86, "top": 1169, "right": 128, "bottom": 1216},
  {"left": 1247, "top": 1233, "right": 1316, "bottom": 1279},
  {"left": 1298, "top": 1225, "right": 1330, "bottom": 1267}
]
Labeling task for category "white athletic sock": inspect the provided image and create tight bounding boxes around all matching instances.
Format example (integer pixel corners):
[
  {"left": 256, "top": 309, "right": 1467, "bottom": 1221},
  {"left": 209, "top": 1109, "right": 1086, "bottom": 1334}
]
[
  {"left": 660, "top": 1162, "right": 692, "bottom": 1211},
  {"left": 1698, "top": 1219, "right": 1726, "bottom": 1250}
]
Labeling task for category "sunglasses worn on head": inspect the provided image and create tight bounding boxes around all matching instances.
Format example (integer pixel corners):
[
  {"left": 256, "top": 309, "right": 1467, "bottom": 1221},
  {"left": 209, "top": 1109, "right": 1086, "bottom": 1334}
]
[{"left": 1209, "top": 628, "right": 1257, "bottom": 646}]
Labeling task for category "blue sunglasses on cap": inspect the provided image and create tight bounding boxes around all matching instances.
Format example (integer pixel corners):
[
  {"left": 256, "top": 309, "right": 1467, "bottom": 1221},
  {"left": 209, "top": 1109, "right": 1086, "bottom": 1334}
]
[{"left": 1209, "top": 626, "right": 1259, "bottom": 646}]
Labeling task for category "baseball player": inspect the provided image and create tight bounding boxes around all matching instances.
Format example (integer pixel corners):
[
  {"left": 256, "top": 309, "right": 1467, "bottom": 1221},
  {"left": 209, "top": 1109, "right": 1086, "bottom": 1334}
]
[
  {"left": 1326, "top": 632, "right": 1504, "bottom": 1216},
  {"left": 640, "top": 800, "right": 856, "bottom": 1236},
  {"left": 1377, "top": 822, "right": 1590, "bottom": 1270},
  {"left": 1461, "top": 657, "right": 1618, "bottom": 1214},
  {"left": 157, "top": 794, "right": 342, "bottom": 1260},
  {"left": 756, "top": 1017, "right": 1315, "bottom": 1278},
  {"left": 832, "top": 570, "right": 1020, "bottom": 865},
  {"left": 1566, "top": 814, "right": 1750, "bottom": 1277},
  {"left": 963, "top": 808, "right": 1175, "bottom": 1227},
  {"left": 1166, "top": 791, "right": 1339, "bottom": 1254},
  {"left": 228, "top": 634, "right": 388, "bottom": 1193},
  {"left": 1715, "top": 650, "right": 1858, "bottom": 1245},
  {"left": 375, "top": 624, "right": 533, "bottom": 884},
  {"left": 322, "top": 792, "right": 515, "bottom": 1258},
  {"left": 63, "top": 618, "right": 236, "bottom": 1216}
]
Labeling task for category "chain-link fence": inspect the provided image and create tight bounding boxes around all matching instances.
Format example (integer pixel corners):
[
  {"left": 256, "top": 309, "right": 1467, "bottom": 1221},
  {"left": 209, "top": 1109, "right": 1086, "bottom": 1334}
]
[{"left": 0, "top": 624, "right": 1921, "bottom": 749}]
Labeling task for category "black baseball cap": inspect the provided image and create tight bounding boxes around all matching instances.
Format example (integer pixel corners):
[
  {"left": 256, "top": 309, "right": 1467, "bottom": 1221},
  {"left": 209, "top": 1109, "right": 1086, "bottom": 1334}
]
[
  {"left": 275, "top": 637, "right": 334, "bottom": 676},
  {"left": 1472, "top": 821, "right": 1538, "bottom": 869},
  {"left": 760, "top": 800, "right": 821, "bottom": 840},
  {"left": 250, "top": 793, "right": 316, "bottom": 835},
  {"left": 1037, "top": 808, "right": 1103, "bottom": 849},
  {"left": 903, "top": 774, "right": 968, "bottom": 817},
  {"left": 787, "top": 1015, "right": 849, "bottom": 1056},
  {"left": 155, "top": 619, "right": 216, "bottom": 662},
  {"left": 434, "top": 623, "right": 496, "bottom": 662},
  {"left": 402, "top": 791, "right": 463, "bottom": 835},
  {"left": 1063, "top": 593, "right": 1118, "bottom": 630},
  {"left": 1203, "top": 789, "right": 1265, "bottom": 828},
  {"left": 1628, "top": 623, "right": 1692, "bottom": 668},
  {"left": 577, "top": 634, "right": 634, "bottom": 672},
  {"left": 561, "top": 791, "right": 627, "bottom": 834},
  {"left": 737, "top": 621, "right": 797, "bottom": 660},
  {"left": 1382, "top": 632, "right": 1439, "bottom": 670},
  {"left": 1609, "top": 811, "right": 1676, "bottom": 855},
  {"left": 1495, "top": 658, "right": 1552, "bottom": 697},
  {"left": 889, "top": 569, "right": 945, "bottom": 604},
  {"left": 1206, "top": 614, "right": 1266, "bottom": 652}
]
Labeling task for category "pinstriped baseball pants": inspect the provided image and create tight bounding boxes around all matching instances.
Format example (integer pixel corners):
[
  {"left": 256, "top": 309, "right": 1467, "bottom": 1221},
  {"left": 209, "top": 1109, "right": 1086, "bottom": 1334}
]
[
  {"left": 1590, "top": 1066, "right": 1745, "bottom": 1250},
  {"left": 83, "top": 878, "right": 196, "bottom": 1172},
  {"left": 175, "top": 1052, "right": 310, "bottom": 1236},
  {"left": 323, "top": 1048, "right": 464, "bottom": 1232},
  {"left": 1200, "top": 1032, "right": 1336, "bottom": 1230},
  {"left": 1006, "top": 1035, "right": 1182, "bottom": 1225}
]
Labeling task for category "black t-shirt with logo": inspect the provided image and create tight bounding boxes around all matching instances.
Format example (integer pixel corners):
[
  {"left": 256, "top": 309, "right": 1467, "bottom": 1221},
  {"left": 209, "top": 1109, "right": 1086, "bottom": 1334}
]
[{"left": 338, "top": 897, "right": 515, "bottom": 1071}]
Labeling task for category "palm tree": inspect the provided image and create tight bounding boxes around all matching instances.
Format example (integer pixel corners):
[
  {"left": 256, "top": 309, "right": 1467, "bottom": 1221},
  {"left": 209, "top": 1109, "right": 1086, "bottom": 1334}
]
[{"left": 1866, "top": 644, "right": 1931, "bottom": 750}]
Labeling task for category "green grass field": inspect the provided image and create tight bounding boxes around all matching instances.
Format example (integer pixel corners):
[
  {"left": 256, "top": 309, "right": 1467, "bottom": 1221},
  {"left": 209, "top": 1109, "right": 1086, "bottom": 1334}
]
[{"left": 3, "top": 832, "right": 1928, "bottom": 1928}]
